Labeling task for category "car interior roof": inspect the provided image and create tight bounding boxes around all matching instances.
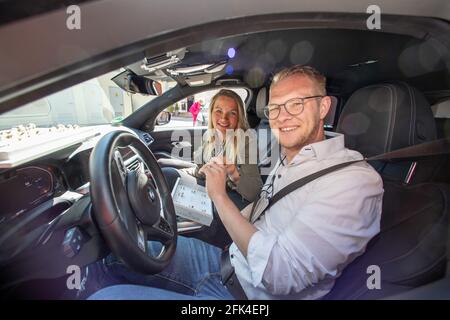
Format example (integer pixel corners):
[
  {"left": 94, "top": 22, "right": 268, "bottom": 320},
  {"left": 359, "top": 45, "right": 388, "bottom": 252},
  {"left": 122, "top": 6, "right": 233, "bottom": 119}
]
[
  {"left": 2, "top": 9, "right": 449, "bottom": 114},
  {"left": 130, "top": 28, "right": 450, "bottom": 97}
]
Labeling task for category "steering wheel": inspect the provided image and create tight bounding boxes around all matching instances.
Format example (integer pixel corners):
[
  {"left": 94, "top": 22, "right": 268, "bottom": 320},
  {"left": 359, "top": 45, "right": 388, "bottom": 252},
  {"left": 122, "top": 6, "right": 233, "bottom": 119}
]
[{"left": 89, "top": 130, "right": 177, "bottom": 274}]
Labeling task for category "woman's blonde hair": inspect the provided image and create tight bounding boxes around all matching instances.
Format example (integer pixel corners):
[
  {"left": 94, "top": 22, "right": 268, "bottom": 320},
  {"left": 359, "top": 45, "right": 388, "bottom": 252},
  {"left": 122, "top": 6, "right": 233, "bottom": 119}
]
[{"left": 200, "top": 89, "right": 249, "bottom": 164}]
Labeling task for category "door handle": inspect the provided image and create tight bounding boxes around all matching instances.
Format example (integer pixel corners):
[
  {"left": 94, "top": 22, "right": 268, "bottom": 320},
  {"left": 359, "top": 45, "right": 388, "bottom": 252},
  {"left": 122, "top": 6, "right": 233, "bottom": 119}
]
[{"left": 171, "top": 141, "right": 192, "bottom": 148}]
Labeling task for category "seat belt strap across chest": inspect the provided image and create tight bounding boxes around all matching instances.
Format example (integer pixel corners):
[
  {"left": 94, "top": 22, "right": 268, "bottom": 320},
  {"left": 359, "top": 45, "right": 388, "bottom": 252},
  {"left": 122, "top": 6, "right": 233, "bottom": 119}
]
[{"left": 250, "top": 137, "right": 450, "bottom": 222}]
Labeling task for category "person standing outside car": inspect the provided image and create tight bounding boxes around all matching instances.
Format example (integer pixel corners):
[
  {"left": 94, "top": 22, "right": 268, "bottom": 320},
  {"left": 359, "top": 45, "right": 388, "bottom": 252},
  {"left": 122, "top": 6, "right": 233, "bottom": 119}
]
[
  {"left": 88, "top": 66, "right": 383, "bottom": 300},
  {"left": 189, "top": 100, "right": 201, "bottom": 126}
]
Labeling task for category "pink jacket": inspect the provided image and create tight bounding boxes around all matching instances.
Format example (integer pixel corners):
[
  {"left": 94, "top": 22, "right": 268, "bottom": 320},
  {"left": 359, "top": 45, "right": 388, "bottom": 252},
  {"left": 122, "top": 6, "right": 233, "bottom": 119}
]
[{"left": 189, "top": 101, "right": 201, "bottom": 116}]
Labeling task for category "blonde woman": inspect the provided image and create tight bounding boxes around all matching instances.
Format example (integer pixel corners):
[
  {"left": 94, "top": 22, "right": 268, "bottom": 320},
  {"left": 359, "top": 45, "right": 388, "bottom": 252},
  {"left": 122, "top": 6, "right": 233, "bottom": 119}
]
[
  {"left": 191, "top": 89, "right": 262, "bottom": 202},
  {"left": 163, "top": 89, "right": 262, "bottom": 204}
]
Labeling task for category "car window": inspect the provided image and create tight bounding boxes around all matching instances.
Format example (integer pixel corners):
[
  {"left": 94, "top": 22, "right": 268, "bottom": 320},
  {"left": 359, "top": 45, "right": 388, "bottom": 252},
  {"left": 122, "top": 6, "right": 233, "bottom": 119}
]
[
  {"left": 155, "top": 88, "right": 248, "bottom": 130},
  {"left": 0, "top": 71, "right": 159, "bottom": 131}
]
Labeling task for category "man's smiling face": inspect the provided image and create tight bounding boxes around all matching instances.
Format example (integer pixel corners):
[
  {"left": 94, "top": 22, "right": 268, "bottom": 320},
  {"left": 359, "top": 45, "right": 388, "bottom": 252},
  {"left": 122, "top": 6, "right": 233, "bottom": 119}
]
[{"left": 269, "top": 74, "right": 330, "bottom": 160}]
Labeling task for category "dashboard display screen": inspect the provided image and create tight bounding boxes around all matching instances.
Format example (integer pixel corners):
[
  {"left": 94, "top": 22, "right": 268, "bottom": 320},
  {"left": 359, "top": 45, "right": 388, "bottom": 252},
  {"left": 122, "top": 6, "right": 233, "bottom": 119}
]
[{"left": 0, "top": 166, "right": 55, "bottom": 216}]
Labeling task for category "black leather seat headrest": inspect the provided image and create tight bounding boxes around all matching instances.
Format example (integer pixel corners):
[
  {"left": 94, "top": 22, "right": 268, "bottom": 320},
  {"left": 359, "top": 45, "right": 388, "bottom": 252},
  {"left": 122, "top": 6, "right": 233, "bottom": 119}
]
[
  {"left": 337, "top": 82, "right": 437, "bottom": 157},
  {"left": 255, "top": 87, "right": 268, "bottom": 120}
]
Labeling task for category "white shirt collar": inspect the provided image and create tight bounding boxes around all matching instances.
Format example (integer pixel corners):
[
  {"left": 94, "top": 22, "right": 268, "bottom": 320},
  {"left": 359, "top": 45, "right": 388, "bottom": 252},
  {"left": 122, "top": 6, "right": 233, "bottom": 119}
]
[{"left": 282, "top": 131, "right": 346, "bottom": 165}]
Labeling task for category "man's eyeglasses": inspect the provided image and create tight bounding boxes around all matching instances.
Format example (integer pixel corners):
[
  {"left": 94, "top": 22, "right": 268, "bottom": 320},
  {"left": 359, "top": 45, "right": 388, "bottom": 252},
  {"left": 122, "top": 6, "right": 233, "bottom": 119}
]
[{"left": 263, "top": 95, "right": 324, "bottom": 120}]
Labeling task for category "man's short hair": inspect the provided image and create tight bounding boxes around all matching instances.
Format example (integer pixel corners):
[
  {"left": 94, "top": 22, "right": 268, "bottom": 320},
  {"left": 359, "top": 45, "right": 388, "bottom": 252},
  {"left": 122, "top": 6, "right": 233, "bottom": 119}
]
[{"left": 270, "top": 65, "right": 327, "bottom": 96}]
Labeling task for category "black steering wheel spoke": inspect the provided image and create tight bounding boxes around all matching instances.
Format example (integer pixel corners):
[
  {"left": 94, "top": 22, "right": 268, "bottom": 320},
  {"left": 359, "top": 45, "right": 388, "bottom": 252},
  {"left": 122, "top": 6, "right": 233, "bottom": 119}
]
[
  {"left": 145, "top": 216, "right": 175, "bottom": 244},
  {"left": 109, "top": 157, "right": 139, "bottom": 235},
  {"left": 135, "top": 221, "right": 148, "bottom": 253}
]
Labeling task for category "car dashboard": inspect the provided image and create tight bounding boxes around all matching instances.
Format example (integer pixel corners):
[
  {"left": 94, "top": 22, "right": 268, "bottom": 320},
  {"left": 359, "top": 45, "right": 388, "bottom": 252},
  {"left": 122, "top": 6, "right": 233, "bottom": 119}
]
[
  {"left": 0, "top": 124, "right": 202, "bottom": 289},
  {"left": 0, "top": 125, "right": 161, "bottom": 285},
  {"left": 0, "top": 125, "right": 148, "bottom": 223}
]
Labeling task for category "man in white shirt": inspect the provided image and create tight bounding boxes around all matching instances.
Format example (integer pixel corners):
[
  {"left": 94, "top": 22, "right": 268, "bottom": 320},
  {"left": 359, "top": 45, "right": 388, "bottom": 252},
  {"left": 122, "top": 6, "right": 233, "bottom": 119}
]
[
  {"left": 199, "top": 65, "right": 383, "bottom": 299},
  {"left": 89, "top": 65, "right": 383, "bottom": 300}
]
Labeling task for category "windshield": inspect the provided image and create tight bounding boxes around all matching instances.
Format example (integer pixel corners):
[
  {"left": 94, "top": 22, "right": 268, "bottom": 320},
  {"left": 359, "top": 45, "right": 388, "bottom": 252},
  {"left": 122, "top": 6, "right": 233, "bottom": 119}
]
[
  {"left": 1, "top": 72, "right": 127, "bottom": 131},
  {"left": 0, "top": 70, "right": 172, "bottom": 148}
]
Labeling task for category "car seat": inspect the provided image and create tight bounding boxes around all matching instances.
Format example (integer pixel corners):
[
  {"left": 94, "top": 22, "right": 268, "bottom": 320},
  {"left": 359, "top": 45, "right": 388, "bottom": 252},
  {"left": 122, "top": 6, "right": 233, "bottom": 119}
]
[{"left": 324, "top": 82, "right": 449, "bottom": 299}]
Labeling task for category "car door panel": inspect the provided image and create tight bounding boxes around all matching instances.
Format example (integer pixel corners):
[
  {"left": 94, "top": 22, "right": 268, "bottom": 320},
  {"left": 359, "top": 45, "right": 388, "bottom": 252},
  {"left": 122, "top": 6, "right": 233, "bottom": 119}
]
[{"left": 149, "top": 127, "right": 206, "bottom": 161}]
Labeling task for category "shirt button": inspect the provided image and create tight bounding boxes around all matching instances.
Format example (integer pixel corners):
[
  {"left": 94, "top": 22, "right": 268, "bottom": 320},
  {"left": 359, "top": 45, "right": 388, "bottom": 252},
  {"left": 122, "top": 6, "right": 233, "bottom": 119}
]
[{"left": 230, "top": 254, "right": 234, "bottom": 259}]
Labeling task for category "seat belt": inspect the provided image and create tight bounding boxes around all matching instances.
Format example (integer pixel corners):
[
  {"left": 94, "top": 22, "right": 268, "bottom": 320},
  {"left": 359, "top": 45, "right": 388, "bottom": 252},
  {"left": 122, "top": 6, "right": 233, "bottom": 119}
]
[{"left": 250, "top": 137, "right": 450, "bottom": 222}]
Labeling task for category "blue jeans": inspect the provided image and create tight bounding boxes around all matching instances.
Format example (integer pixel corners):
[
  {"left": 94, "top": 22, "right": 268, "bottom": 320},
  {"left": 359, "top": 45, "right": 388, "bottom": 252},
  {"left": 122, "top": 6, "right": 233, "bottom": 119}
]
[{"left": 88, "top": 236, "right": 235, "bottom": 300}]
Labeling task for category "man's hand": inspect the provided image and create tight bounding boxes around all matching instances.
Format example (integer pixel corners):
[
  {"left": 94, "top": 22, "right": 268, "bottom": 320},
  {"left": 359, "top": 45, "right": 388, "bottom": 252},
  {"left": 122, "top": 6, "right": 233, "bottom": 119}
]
[
  {"left": 198, "top": 162, "right": 227, "bottom": 201},
  {"left": 209, "top": 156, "right": 240, "bottom": 184},
  {"left": 199, "top": 161, "right": 257, "bottom": 257},
  {"left": 199, "top": 158, "right": 257, "bottom": 258}
]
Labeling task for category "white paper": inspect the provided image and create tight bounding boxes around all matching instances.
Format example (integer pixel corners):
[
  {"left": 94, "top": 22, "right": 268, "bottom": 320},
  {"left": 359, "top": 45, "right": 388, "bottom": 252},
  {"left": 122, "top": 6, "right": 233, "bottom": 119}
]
[{"left": 171, "top": 176, "right": 213, "bottom": 226}]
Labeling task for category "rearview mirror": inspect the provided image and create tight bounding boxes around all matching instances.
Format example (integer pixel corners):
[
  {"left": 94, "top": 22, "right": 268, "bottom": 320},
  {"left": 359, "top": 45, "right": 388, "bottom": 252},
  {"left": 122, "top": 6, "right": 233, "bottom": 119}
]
[{"left": 111, "top": 70, "right": 162, "bottom": 96}]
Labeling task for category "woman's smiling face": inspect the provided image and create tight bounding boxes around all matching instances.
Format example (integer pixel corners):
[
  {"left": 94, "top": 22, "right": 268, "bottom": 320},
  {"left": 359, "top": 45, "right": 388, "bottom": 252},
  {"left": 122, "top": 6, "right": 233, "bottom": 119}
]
[{"left": 211, "top": 95, "right": 239, "bottom": 134}]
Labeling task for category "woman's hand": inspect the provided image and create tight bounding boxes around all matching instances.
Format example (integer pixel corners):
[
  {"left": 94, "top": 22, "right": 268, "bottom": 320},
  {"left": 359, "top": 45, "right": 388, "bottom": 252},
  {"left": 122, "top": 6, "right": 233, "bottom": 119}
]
[{"left": 209, "top": 157, "right": 240, "bottom": 184}]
